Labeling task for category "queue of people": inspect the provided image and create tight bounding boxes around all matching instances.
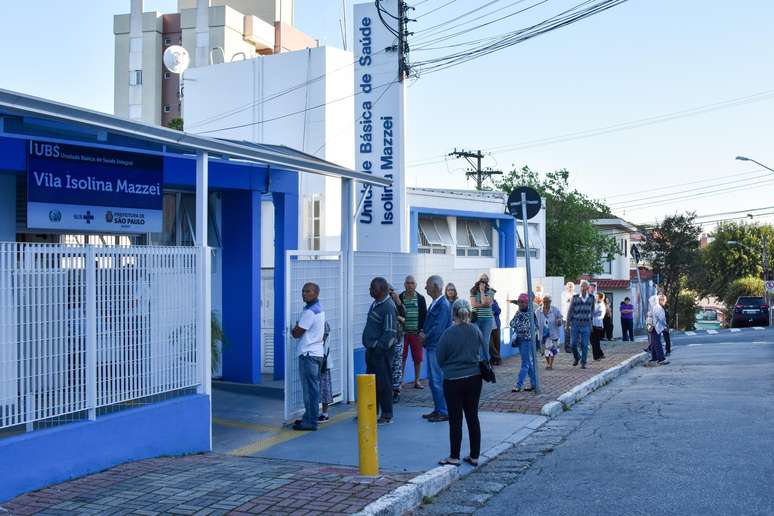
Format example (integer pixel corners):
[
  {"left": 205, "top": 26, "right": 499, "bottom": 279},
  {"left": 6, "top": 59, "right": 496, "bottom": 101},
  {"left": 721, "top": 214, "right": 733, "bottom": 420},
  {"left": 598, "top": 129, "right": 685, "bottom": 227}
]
[{"left": 289, "top": 274, "right": 661, "bottom": 464}]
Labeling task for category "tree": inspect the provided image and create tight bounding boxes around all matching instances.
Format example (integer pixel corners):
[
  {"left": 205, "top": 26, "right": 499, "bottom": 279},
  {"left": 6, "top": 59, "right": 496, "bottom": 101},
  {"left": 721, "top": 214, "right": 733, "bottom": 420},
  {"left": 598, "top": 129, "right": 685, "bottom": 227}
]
[
  {"left": 641, "top": 213, "right": 702, "bottom": 329},
  {"left": 697, "top": 223, "right": 774, "bottom": 302},
  {"left": 495, "top": 166, "right": 619, "bottom": 280},
  {"left": 168, "top": 117, "right": 184, "bottom": 131}
]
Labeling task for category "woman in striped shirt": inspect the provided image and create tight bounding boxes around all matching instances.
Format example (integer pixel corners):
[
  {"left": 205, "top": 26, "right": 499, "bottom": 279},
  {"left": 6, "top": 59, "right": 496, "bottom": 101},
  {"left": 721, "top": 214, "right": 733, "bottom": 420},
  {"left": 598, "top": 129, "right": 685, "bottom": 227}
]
[{"left": 470, "top": 273, "right": 496, "bottom": 351}]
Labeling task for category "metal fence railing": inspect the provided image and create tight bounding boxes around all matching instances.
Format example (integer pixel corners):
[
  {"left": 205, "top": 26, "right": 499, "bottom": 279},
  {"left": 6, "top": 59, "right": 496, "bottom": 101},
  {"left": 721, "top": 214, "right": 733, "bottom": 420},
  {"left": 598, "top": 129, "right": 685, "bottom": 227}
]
[{"left": 0, "top": 242, "right": 201, "bottom": 431}]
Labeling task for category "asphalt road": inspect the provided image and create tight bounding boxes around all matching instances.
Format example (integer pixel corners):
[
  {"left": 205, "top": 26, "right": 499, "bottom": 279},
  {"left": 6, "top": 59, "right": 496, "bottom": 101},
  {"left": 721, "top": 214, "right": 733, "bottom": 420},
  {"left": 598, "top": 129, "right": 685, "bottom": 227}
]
[{"left": 423, "top": 328, "right": 774, "bottom": 516}]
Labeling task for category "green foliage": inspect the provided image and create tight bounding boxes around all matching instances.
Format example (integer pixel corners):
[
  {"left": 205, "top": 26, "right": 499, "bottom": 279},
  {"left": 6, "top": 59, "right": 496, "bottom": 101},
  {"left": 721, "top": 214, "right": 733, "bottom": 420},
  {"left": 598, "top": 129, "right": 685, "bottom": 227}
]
[
  {"left": 674, "top": 290, "right": 698, "bottom": 331},
  {"left": 723, "top": 276, "right": 764, "bottom": 310},
  {"left": 211, "top": 312, "right": 226, "bottom": 373},
  {"left": 168, "top": 117, "right": 184, "bottom": 131},
  {"left": 697, "top": 223, "right": 774, "bottom": 302},
  {"left": 495, "top": 166, "right": 618, "bottom": 280},
  {"left": 641, "top": 213, "right": 702, "bottom": 328}
]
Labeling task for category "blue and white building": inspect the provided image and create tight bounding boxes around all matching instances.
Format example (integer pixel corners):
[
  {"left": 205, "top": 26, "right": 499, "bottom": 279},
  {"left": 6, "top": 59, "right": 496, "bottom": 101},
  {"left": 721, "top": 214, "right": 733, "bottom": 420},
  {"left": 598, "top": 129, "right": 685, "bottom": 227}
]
[{"left": 0, "top": 88, "right": 387, "bottom": 502}]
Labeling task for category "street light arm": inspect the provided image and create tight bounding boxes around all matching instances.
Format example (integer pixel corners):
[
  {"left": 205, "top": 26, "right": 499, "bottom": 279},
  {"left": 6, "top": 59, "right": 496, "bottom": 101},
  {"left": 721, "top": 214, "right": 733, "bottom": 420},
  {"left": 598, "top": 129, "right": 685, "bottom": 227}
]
[{"left": 736, "top": 156, "right": 774, "bottom": 174}]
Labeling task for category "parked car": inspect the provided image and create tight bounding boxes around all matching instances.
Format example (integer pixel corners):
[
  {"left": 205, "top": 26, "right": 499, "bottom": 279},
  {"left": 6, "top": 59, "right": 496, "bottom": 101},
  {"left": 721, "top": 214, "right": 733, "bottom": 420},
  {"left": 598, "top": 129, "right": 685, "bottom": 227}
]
[
  {"left": 730, "top": 296, "right": 770, "bottom": 328},
  {"left": 695, "top": 308, "right": 721, "bottom": 330}
]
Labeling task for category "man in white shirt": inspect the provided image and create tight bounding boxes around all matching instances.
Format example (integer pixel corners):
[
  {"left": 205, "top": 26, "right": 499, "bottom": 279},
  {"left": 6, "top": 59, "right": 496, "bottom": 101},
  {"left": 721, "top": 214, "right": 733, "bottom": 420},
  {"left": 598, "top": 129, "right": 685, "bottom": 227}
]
[{"left": 291, "top": 282, "right": 325, "bottom": 431}]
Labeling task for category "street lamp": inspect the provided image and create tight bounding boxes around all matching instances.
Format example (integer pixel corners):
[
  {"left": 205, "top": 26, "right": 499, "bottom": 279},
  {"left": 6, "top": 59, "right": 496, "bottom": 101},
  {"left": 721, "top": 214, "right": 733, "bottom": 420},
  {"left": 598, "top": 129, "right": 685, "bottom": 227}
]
[{"left": 736, "top": 155, "right": 774, "bottom": 174}]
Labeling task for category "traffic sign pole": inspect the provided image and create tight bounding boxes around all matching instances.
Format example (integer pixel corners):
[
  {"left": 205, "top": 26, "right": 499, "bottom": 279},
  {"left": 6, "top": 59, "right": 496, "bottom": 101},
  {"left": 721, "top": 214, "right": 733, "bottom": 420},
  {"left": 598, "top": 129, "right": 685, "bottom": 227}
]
[{"left": 520, "top": 192, "right": 541, "bottom": 394}]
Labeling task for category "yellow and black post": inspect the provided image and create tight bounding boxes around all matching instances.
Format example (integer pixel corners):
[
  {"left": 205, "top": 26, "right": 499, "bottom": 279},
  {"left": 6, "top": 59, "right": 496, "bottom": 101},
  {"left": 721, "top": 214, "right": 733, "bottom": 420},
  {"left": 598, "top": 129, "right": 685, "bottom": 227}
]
[{"left": 356, "top": 374, "right": 379, "bottom": 476}]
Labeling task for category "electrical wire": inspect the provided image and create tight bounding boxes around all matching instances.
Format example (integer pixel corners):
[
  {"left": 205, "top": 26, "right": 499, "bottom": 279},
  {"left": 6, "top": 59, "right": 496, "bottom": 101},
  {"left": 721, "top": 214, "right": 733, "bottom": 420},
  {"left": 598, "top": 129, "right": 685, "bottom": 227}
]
[
  {"left": 618, "top": 177, "right": 774, "bottom": 212},
  {"left": 416, "top": 0, "right": 459, "bottom": 19},
  {"left": 407, "top": 89, "right": 774, "bottom": 168},
  {"left": 195, "top": 79, "right": 400, "bottom": 134}
]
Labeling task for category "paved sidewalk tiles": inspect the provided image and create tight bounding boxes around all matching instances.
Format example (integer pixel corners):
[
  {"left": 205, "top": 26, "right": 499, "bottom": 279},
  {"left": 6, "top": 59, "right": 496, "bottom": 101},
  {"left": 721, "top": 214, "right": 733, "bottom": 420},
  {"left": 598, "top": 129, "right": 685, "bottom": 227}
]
[
  {"left": 399, "top": 341, "right": 644, "bottom": 414},
  {"left": 3, "top": 455, "right": 411, "bottom": 515}
]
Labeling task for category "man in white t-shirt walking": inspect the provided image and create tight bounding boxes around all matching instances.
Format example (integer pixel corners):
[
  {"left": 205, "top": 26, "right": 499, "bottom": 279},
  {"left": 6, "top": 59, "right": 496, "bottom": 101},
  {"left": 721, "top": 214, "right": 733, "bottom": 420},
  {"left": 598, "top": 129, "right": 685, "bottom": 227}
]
[{"left": 291, "top": 282, "right": 325, "bottom": 431}]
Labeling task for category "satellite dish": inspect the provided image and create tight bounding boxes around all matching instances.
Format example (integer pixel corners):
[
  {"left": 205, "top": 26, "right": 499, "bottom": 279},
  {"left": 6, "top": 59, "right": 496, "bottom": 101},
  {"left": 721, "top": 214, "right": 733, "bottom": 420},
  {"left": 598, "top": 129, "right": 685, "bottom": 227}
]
[{"left": 163, "top": 45, "right": 190, "bottom": 74}]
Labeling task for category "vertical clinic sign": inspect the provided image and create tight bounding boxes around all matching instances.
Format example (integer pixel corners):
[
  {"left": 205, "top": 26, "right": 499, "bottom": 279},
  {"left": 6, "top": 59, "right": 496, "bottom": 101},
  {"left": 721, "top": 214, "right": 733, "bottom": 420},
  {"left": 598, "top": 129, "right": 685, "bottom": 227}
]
[
  {"left": 353, "top": 0, "right": 407, "bottom": 252},
  {"left": 27, "top": 141, "right": 163, "bottom": 233}
]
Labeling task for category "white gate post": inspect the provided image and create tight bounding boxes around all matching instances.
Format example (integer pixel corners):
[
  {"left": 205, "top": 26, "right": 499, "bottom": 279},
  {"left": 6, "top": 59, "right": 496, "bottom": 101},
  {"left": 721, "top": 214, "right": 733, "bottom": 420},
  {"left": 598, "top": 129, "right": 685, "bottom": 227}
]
[
  {"left": 196, "top": 151, "right": 212, "bottom": 396},
  {"left": 86, "top": 245, "right": 97, "bottom": 420},
  {"left": 341, "top": 178, "right": 355, "bottom": 402}
]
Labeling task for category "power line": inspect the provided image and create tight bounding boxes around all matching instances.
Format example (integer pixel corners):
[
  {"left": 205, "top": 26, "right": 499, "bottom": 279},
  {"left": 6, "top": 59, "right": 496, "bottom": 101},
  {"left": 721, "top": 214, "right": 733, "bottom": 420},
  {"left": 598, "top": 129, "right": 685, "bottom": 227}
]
[
  {"left": 448, "top": 148, "right": 503, "bottom": 189},
  {"left": 407, "top": 89, "right": 774, "bottom": 167},
  {"left": 602, "top": 168, "right": 765, "bottom": 201},
  {"left": 195, "top": 79, "right": 400, "bottom": 135},
  {"left": 416, "top": 0, "right": 458, "bottom": 19},
  {"left": 619, "top": 177, "right": 774, "bottom": 212}
]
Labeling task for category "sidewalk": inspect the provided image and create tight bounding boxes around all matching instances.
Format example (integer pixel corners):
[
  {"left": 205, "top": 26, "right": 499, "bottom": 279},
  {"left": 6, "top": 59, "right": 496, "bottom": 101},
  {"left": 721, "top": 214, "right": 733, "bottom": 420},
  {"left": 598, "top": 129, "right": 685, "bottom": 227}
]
[
  {"left": 401, "top": 340, "right": 644, "bottom": 414},
  {"left": 2, "top": 341, "right": 642, "bottom": 515}
]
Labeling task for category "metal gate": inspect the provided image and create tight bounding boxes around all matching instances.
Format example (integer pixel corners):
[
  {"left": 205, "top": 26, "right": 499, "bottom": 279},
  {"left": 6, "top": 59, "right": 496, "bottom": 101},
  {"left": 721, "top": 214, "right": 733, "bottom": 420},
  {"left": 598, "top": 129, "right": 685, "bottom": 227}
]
[{"left": 284, "top": 251, "right": 344, "bottom": 422}]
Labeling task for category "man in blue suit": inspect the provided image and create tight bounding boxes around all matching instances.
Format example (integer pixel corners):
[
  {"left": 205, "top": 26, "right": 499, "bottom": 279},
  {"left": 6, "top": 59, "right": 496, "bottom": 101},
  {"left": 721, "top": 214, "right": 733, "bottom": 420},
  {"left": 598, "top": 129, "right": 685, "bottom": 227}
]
[{"left": 419, "top": 275, "right": 452, "bottom": 422}]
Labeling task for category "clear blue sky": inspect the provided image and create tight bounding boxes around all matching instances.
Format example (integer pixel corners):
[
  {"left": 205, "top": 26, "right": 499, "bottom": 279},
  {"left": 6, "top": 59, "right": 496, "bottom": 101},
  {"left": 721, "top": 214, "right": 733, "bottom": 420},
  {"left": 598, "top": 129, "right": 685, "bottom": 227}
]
[{"left": 2, "top": 1, "right": 773, "bottom": 227}]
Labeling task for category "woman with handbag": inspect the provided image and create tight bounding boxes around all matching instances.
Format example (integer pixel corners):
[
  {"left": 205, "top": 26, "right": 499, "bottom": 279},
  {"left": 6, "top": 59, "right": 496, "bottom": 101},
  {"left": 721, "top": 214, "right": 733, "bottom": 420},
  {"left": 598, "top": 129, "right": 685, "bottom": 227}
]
[
  {"left": 535, "top": 294, "right": 562, "bottom": 370},
  {"left": 436, "top": 299, "right": 490, "bottom": 467}
]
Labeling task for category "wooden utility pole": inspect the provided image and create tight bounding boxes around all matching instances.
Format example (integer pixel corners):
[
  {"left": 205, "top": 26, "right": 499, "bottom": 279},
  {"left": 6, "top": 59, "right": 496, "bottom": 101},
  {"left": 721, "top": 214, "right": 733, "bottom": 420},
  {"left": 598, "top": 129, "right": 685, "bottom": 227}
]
[{"left": 448, "top": 149, "right": 503, "bottom": 190}]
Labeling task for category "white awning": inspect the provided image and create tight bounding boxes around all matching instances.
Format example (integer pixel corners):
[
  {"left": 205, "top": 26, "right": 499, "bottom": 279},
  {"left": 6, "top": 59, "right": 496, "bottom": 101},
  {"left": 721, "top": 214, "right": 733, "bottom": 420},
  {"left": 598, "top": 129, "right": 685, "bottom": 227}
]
[{"left": 456, "top": 220, "right": 471, "bottom": 247}]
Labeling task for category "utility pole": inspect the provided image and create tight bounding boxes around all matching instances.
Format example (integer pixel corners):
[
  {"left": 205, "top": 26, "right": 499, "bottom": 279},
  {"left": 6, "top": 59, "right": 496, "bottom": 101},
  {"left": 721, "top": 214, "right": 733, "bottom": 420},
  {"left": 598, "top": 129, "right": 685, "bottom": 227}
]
[
  {"left": 448, "top": 148, "right": 503, "bottom": 190},
  {"left": 398, "top": 0, "right": 412, "bottom": 81}
]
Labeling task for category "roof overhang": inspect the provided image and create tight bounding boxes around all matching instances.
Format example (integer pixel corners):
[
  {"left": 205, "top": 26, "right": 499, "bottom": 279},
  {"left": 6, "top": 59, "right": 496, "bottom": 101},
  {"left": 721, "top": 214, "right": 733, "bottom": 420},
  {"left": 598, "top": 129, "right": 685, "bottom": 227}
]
[{"left": 0, "top": 88, "right": 390, "bottom": 187}]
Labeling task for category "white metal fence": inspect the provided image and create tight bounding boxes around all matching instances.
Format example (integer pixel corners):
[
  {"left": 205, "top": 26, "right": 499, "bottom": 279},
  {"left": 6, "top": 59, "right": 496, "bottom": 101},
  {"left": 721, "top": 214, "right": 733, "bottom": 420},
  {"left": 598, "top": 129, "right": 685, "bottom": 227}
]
[
  {"left": 0, "top": 243, "right": 201, "bottom": 431},
  {"left": 284, "top": 251, "right": 344, "bottom": 422}
]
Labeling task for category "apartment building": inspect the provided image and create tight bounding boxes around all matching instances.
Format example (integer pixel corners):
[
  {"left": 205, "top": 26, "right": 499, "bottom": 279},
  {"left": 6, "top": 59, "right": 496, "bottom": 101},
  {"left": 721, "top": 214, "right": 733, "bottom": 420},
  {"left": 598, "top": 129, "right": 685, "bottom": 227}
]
[{"left": 113, "top": 0, "right": 316, "bottom": 126}]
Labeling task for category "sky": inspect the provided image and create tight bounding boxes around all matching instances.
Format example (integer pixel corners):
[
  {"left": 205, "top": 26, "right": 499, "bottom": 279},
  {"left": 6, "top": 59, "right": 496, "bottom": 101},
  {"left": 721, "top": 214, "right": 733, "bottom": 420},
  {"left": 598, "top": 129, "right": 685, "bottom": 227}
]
[{"left": 1, "top": 1, "right": 773, "bottom": 228}]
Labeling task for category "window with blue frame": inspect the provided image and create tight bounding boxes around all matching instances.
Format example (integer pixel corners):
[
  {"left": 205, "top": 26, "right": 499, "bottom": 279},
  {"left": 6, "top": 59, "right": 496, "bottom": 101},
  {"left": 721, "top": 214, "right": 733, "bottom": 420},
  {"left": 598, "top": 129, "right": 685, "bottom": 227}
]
[
  {"left": 418, "top": 216, "right": 452, "bottom": 254},
  {"left": 456, "top": 218, "right": 493, "bottom": 257}
]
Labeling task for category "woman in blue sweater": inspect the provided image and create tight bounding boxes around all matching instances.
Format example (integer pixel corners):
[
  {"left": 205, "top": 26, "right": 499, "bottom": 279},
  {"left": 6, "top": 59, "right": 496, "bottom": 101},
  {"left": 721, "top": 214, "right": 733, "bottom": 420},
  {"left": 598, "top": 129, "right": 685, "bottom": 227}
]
[{"left": 436, "top": 299, "right": 489, "bottom": 467}]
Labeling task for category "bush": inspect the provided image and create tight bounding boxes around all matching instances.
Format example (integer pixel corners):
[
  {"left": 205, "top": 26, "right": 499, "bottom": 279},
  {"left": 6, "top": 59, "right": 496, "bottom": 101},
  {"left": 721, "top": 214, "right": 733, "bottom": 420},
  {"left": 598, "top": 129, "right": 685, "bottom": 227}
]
[
  {"left": 672, "top": 290, "right": 698, "bottom": 331},
  {"left": 723, "top": 276, "right": 764, "bottom": 310}
]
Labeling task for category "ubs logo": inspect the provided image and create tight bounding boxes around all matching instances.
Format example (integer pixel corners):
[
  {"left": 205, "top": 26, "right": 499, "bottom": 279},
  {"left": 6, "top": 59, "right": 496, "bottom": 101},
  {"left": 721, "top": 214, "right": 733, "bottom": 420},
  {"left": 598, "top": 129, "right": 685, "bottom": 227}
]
[
  {"left": 48, "top": 210, "right": 62, "bottom": 222},
  {"left": 105, "top": 211, "right": 114, "bottom": 223},
  {"left": 30, "top": 142, "right": 61, "bottom": 158}
]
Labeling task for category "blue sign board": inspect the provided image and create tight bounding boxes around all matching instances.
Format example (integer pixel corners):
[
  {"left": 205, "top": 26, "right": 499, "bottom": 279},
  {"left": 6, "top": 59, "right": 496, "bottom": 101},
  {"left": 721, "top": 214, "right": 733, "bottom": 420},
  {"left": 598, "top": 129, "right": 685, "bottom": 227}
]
[{"left": 27, "top": 141, "right": 163, "bottom": 233}]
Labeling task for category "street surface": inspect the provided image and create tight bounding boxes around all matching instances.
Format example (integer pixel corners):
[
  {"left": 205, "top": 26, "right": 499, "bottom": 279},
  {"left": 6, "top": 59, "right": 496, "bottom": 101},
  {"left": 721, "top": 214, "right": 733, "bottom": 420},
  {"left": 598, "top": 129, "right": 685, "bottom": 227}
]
[{"left": 422, "top": 328, "right": 774, "bottom": 516}]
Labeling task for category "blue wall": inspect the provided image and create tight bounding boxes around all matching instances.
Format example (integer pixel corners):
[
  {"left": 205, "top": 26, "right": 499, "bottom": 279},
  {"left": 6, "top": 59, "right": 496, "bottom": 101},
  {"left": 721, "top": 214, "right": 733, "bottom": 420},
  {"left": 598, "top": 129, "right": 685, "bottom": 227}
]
[
  {"left": 221, "top": 190, "right": 262, "bottom": 383},
  {"left": 0, "top": 395, "right": 211, "bottom": 503},
  {"left": 272, "top": 188, "right": 299, "bottom": 381}
]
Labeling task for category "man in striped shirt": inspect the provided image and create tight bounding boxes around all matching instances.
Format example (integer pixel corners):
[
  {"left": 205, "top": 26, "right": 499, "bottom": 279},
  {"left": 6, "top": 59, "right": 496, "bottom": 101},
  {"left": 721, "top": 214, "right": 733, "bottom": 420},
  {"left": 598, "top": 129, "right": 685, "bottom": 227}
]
[
  {"left": 567, "top": 280, "right": 594, "bottom": 369},
  {"left": 400, "top": 276, "right": 427, "bottom": 389}
]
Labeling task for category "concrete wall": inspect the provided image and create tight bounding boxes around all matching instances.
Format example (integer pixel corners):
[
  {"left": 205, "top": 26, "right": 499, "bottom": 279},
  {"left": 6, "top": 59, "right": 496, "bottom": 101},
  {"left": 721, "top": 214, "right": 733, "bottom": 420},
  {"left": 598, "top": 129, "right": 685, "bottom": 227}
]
[
  {"left": 0, "top": 394, "right": 211, "bottom": 503},
  {"left": 184, "top": 46, "right": 353, "bottom": 252},
  {"left": 177, "top": 0, "right": 292, "bottom": 24}
]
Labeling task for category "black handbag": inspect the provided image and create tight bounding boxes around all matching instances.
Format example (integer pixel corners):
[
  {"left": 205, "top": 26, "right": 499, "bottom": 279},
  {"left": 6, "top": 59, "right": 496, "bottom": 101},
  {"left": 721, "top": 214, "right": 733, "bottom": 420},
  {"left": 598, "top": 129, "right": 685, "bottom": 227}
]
[{"left": 479, "top": 360, "right": 496, "bottom": 383}]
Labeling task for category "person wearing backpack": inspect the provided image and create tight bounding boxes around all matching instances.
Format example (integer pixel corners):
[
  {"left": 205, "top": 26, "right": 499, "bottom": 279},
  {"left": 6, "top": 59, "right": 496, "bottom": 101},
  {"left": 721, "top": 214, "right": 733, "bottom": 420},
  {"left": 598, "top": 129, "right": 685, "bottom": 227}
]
[{"left": 291, "top": 282, "right": 326, "bottom": 431}]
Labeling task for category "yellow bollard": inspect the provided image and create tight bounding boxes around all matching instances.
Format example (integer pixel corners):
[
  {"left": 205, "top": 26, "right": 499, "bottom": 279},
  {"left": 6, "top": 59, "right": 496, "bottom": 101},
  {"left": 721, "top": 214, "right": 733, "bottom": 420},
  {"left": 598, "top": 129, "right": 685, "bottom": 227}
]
[{"left": 356, "top": 374, "right": 379, "bottom": 476}]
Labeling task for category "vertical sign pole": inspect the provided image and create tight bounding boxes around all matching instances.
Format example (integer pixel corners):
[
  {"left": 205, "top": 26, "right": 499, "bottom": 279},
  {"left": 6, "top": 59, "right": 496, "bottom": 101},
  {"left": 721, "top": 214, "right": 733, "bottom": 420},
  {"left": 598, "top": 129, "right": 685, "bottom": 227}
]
[
  {"left": 521, "top": 193, "right": 540, "bottom": 394},
  {"left": 86, "top": 245, "right": 97, "bottom": 420},
  {"left": 196, "top": 151, "right": 211, "bottom": 398}
]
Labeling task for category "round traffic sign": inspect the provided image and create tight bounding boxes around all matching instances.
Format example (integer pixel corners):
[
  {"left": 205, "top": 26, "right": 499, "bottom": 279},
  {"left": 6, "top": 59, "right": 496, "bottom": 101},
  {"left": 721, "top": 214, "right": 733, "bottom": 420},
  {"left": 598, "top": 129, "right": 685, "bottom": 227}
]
[
  {"left": 765, "top": 280, "right": 774, "bottom": 293},
  {"left": 507, "top": 186, "right": 541, "bottom": 220}
]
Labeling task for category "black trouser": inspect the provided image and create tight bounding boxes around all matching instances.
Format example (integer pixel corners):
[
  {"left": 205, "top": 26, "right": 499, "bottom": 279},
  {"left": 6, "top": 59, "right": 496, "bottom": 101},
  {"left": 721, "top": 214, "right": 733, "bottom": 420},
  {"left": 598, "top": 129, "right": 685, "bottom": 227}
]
[
  {"left": 603, "top": 319, "right": 614, "bottom": 340},
  {"left": 365, "top": 347, "right": 393, "bottom": 419},
  {"left": 443, "top": 375, "right": 483, "bottom": 460},
  {"left": 591, "top": 326, "right": 605, "bottom": 359},
  {"left": 663, "top": 329, "right": 672, "bottom": 355},
  {"left": 621, "top": 319, "right": 634, "bottom": 341}
]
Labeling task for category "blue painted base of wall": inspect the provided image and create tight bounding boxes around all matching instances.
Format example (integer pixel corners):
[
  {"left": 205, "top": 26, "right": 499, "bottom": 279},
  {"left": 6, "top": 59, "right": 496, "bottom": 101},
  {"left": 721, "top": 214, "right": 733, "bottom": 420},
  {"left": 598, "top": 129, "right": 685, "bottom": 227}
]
[{"left": 0, "top": 394, "right": 211, "bottom": 503}]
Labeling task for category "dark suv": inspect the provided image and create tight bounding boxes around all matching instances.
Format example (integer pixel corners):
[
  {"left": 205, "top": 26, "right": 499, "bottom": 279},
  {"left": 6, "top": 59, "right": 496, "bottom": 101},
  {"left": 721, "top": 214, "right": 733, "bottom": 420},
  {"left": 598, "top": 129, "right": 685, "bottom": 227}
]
[{"left": 731, "top": 296, "right": 770, "bottom": 328}]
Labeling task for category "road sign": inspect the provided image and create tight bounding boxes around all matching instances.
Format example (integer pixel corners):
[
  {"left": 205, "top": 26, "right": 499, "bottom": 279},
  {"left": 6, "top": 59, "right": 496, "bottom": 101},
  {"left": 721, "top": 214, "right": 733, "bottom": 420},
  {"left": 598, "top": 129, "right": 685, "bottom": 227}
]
[
  {"left": 507, "top": 187, "right": 541, "bottom": 220},
  {"left": 631, "top": 244, "right": 641, "bottom": 264},
  {"left": 765, "top": 280, "right": 774, "bottom": 293}
]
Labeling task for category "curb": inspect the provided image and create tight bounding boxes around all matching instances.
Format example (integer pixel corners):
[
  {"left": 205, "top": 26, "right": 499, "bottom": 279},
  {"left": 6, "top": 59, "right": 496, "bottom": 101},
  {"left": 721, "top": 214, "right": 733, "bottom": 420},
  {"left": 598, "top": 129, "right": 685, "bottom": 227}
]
[
  {"left": 542, "top": 352, "right": 648, "bottom": 416},
  {"left": 354, "top": 415, "right": 546, "bottom": 516}
]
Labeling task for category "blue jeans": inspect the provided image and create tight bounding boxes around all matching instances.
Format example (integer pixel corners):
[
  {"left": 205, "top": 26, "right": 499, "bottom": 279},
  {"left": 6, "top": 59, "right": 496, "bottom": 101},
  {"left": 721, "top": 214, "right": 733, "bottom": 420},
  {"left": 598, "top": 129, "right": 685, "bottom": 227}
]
[
  {"left": 425, "top": 347, "right": 448, "bottom": 416},
  {"left": 621, "top": 319, "right": 634, "bottom": 341},
  {"left": 299, "top": 354, "right": 323, "bottom": 428},
  {"left": 516, "top": 337, "right": 536, "bottom": 389},
  {"left": 475, "top": 318, "right": 495, "bottom": 347},
  {"left": 648, "top": 330, "right": 665, "bottom": 362},
  {"left": 571, "top": 323, "right": 591, "bottom": 366}
]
